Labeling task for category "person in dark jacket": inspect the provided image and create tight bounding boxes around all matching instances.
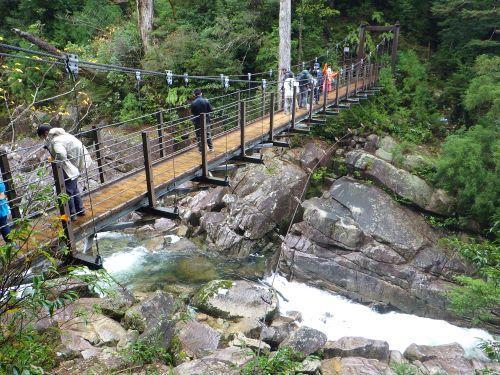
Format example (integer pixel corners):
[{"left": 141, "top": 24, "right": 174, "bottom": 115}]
[{"left": 190, "top": 89, "right": 214, "bottom": 153}]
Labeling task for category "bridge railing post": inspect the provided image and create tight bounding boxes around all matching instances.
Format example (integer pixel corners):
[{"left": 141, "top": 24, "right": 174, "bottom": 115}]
[
  {"left": 308, "top": 83, "right": 314, "bottom": 122},
  {"left": 346, "top": 66, "right": 351, "bottom": 99},
  {"left": 156, "top": 109, "right": 165, "bottom": 159},
  {"left": 268, "top": 92, "right": 275, "bottom": 142},
  {"left": 92, "top": 125, "right": 105, "bottom": 184},
  {"left": 355, "top": 62, "right": 360, "bottom": 94},
  {"left": 200, "top": 113, "right": 209, "bottom": 178},
  {"left": 0, "top": 153, "right": 21, "bottom": 220},
  {"left": 322, "top": 75, "right": 328, "bottom": 113},
  {"left": 335, "top": 72, "right": 340, "bottom": 107},
  {"left": 51, "top": 161, "right": 76, "bottom": 253},
  {"left": 239, "top": 101, "right": 246, "bottom": 157},
  {"left": 291, "top": 84, "right": 297, "bottom": 130},
  {"left": 141, "top": 131, "right": 156, "bottom": 208}
]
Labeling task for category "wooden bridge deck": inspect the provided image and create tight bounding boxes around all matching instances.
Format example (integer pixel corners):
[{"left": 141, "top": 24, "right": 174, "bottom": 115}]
[{"left": 57, "top": 77, "right": 372, "bottom": 243}]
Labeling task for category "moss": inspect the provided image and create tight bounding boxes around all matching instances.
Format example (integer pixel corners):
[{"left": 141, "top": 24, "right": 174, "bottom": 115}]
[{"left": 192, "top": 280, "right": 233, "bottom": 312}]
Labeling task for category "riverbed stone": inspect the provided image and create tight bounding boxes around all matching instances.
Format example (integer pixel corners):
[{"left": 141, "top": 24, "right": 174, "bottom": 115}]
[
  {"left": 321, "top": 357, "right": 395, "bottom": 375},
  {"left": 177, "top": 321, "right": 221, "bottom": 358},
  {"left": 204, "top": 346, "right": 255, "bottom": 366},
  {"left": 324, "top": 337, "right": 390, "bottom": 362},
  {"left": 297, "top": 357, "right": 322, "bottom": 374},
  {"left": 299, "top": 140, "right": 333, "bottom": 170},
  {"left": 403, "top": 343, "right": 476, "bottom": 375},
  {"left": 345, "top": 150, "right": 454, "bottom": 216},
  {"left": 279, "top": 326, "right": 327, "bottom": 359},
  {"left": 280, "top": 177, "right": 468, "bottom": 322},
  {"left": 173, "top": 358, "right": 238, "bottom": 375},
  {"left": 123, "top": 290, "right": 178, "bottom": 348},
  {"left": 192, "top": 280, "right": 278, "bottom": 322},
  {"left": 230, "top": 332, "right": 271, "bottom": 353}
]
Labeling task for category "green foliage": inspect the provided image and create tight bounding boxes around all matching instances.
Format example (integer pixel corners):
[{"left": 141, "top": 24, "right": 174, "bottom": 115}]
[
  {"left": 462, "top": 55, "right": 500, "bottom": 121},
  {"left": 425, "top": 215, "right": 459, "bottom": 229},
  {"left": 390, "top": 362, "right": 418, "bottom": 375},
  {"left": 242, "top": 347, "right": 309, "bottom": 375},
  {"left": 0, "top": 328, "right": 58, "bottom": 375},
  {"left": 441, "top": 235, "right": 499, "bottom": 324},
  {"left": 476, "top": 338, "right": 500, "bottom": 362},
  {"left": 433, "top": 122, "right": 499, "bottom": 227},
  {"left": 122, "top": 339, "right": 174, "bottom": 367}
]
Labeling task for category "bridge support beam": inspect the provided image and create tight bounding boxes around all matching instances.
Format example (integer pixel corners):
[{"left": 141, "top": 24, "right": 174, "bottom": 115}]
[
  {"left": 142, "top": 131, "right": 156, "bottom": 208},
  {"left": 0, "top": 152, "right": 21, "bottom": 220},
  {"left": 51, "top": 161, "right": 76, "bottom": 254},
  {"left": 92, "top": 125, "right": 105, "bottom": 184},
  {"left": 232, "top": 100, "right": 263, "bottom": 164},
  {"left": 137, "top": 206, "right": 179, "bottom": 219}
]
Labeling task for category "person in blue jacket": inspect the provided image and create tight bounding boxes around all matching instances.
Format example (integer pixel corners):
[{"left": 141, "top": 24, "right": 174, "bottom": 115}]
[{"left": 0, "top": 181, "right": 11, "bottom": 243}]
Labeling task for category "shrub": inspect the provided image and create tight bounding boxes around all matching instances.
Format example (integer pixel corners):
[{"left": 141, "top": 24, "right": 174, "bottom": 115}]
[
  {"left": 242, "top": 347, "right": 308, "bottom": 375},
  {"left": 433, "top": 122, "right": 499, "bottom": 227}
]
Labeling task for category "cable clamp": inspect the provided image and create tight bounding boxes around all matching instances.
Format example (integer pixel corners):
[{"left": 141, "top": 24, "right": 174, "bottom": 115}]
[
  {"left": 269, "top": 69, "right": 273, "bottom": 77},
  {"left": 224, "top": 76, "right": 230, "bottom": 90},
  {"left": 135, "top": 71, "right": 141, "bottom": 82},
  {"left": 166, "top": 70, "right": 173, "bottom": 86},
  {"left": 248, "top": 72, "right": 251, "bottom": 81},
  {"left": 262, "top": 79, "right": 267, "bottom": 90},
  {"left": 184, "top": 73, "right": 189, "bottom": 86},
  {"left": 65, "top": 53, "right": 79, "bottom": 79}
]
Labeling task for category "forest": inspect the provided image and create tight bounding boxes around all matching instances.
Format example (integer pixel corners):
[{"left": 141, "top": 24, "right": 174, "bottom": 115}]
[{"left": 0, "top": 0, "right": 498, "bottom": 373}]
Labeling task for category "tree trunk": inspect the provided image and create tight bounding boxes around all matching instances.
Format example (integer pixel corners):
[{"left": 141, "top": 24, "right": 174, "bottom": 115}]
[
  {"left": 278, "top": 0, "right": 291, "bottom": 102},
  {"left": 137, "top": 0, "right": 153, "bottom": 53}
]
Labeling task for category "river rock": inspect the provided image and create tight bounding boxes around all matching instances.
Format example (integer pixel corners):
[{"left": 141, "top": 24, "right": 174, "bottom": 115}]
[
  {"left": 173, "top": 358, "right": 238, "bottom": 375},
  {"left": 346, "top": 150, "right": 454, "bottom": 215},
  {"left": 230, "top": 332, "right": 271, "bottom": 353},
  {"left": 324, "top": 337, "right": 390, "bottom": 362},
  {"left": 180, "top": 187, "right": 226, "bottom": 226},
  {"left": 321, "top": 357, "right": 395, "bottom": 375},
  {"left": 403, "top": 343, "right": 476, "bottom": 374},
  {"left": 204, "top": 346, "right": 255, "bottom": 366},
  {"left": 259, "top": 316, "right": 299, "bottom": 347},
  {"left": 177, "top": 321, "right": 221, "bottom": 358},
  {"left": 123, "top": 290, "right": 177, "bottom": 347},
  {"left": 199, "top": 156, "right": 307, "bottom": 257},
  {"left": 279, "top": 326, "right": 327, "bottom": 360},
  {"left": 299, "top": 140, "right": 334, "bottom": 170},
  {"left": 192, "top": 280, "right": 278, "bottom": 322},
  {"left": 297, "top": 357, "right": 322, "bottom": 374},
  {"left": 280, "top": 177, "right": 468, "bottom": 321}
]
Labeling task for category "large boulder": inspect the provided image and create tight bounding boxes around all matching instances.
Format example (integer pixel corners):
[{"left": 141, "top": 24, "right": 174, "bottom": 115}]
[
  {"left": 323, "top": 337, "right": 390, "bottom": 362},
  {"left": 298, "top": 140, "right": 334, "bottom": 170},
  {"left": 198, "top": 156, "right": 307, "bottom": 257},
  {"left": 123, "top": 290, "right": 178, "bottom": 347},
  {"left": 180, "top": 187, "right": 226, "bottom": 226},
  {"left": 192, "top": 280, "right": 278, "bottom": 322},
  {"left": 177, "top": 321, "right": 221, "bottom": 358},
  {"left": 279, "top": 326, "right": 327, "bottom": 360},
  {"left": 321, "top": 357, "right": 395, "bottom": 375},
  {"left": 280, "top": 177, "right": 468, "bottom": 321},
  {"left": 403, "top": 343, "right": 476, "bottom": 374},
  {"left": 346, "top": 150, "right": 454, "bottom": 216}
]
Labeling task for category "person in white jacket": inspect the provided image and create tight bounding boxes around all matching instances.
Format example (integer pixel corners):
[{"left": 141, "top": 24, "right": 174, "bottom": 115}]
[
  {"left": 37, "top": 125, "right": 92, "bottom": 221},
  {"left": 283, "top": 71, "right": 296, "bottom": 115}
]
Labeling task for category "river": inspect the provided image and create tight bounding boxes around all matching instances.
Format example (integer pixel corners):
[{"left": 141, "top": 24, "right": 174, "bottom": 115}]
[{"left": 98, "top": 231, "right": 493, "bottom": 359}]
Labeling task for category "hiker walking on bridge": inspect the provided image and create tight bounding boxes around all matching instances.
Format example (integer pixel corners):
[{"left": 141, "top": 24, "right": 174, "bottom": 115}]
[
  {"left": 37, "top": 125, "right": 92, "bottom": 221},
  {"left": 190, "top": 89, "right": 214, "bottom": 153},
  {"left": 283, "top": 71, "right": 296, "bottom": 115}
]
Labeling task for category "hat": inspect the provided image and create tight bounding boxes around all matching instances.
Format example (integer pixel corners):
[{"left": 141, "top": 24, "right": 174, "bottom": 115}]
[{"left": 36, "top": 124, "right": 52, "bottom": 137}]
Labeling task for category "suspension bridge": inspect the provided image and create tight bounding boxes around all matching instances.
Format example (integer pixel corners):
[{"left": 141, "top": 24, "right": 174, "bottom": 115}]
[{"left": 0, "top": 24, "right": 399, "bottom": 269}]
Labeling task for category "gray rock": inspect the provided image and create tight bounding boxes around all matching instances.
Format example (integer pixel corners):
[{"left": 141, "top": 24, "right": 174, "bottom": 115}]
[
  {"left": 173, "top": 358, "right": 239, "bottom": 375},
  {"left": 177, "top": 321, "right": 221, "bottom": 358},
  {"left": 153, "top": 217, "right": 177, "bottom": 232},
  {"left": 279, "top": 326, "right": 327, "bottom": 360},
  {"left": 377, "top": 135, "right": 397, "bottom": 154},
  {"left": 259, "top": 316, "right": 298, "bottom": 347},
  {"left": 299, "top": 140, "right": 333, "bottom": 170},
  {"left": 199, "top": 157, "right": 307, "bottom": 257},
  {"left": 389, "top": 350, "right": 405, "bottom": 364},
  {"left": 280, "top": 177, "right": 467, "bottom": 321},
  {"left": 192, "top": 280, "right": 278, "bottom": 322},
  {"left": 123, "top": 290, "right": 177, "bottom": 348},
  {"left": 204, "top": 346, "right": 255, "bottom": 367},
  {"left": 297, "top": 357, "right": 322, "bottom": 374},
  {"left": 375, "top": 148, "right": 394, "bottom": 162},
  {"left": 180, "top": 187, "right": 226, "bottom": 225},
  {"left": 346, "top": 150, "right": 454, "bottom": 216},
  {"left": 403, "top": 343, "right": 476, "bottom": 375},
  {"left": 230, "top": 332, "right": 271, "bottom": 353},
  {"left": 321, "top": 357, "right": 395, "bottom": 375},
  {"left": 323, "top": 337, "right": 390, "bottom": 362}
]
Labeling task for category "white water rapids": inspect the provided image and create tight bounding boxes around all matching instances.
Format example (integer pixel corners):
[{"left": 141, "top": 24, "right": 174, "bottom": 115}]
[
  {"left": 267, "top": 274, "right": 493, "bottom": 358},
  {"left": 99, "top": 232, "right": 493, "bottom": 359}
]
